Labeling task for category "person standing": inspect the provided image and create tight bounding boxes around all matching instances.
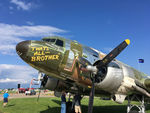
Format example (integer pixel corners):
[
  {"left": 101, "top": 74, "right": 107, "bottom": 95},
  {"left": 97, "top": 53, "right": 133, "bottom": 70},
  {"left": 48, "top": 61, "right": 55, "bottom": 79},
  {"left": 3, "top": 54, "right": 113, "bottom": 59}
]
[
  {"left": 61, "top": 91, "right": 66, "bottom": 113},
  {"left": 3, "top": 90, "right": 9, "bottom": 107},
  {"left": 74, "top": 94, "right": 82, "bottom": 113}
]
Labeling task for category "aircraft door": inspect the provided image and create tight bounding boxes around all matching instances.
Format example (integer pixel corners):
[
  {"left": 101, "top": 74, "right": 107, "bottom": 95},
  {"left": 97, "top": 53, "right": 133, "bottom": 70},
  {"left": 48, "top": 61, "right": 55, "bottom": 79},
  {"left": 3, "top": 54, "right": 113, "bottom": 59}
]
[
  {"left": 70, "top": 41, "right": 82, "bottom": 57},
  {"left": 63, "top": 41, "right": 82, "bottom": 72},
  {"left": 64, "top": 50, "right": 75, "bottom": 71}
]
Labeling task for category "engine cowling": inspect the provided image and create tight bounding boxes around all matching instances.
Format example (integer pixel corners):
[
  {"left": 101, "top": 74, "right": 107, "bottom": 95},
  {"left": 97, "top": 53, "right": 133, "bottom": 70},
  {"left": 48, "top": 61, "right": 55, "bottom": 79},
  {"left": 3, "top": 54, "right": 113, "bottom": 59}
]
[
  {"left": 41, "top": 75, "right": 68, "bottom": 91},
  {"left": 96, "top": 62, "right": 124, "bottom": 93}
]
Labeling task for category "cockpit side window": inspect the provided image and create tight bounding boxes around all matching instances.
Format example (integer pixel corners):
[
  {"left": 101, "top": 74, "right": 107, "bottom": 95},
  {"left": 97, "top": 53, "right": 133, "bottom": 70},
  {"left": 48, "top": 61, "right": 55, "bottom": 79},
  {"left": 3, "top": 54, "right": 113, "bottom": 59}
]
[
  {"left": 49, "top": 39, "right": 56, "bottom": 42},
  {"left": 109, "top": 62, "right": 120, "bottom": 69},
  {"left": 55, "top": 39, "right": 64, "bottom": 47},
  {"left": 43, "top": 39, "right": 56, "bottom": 43}
]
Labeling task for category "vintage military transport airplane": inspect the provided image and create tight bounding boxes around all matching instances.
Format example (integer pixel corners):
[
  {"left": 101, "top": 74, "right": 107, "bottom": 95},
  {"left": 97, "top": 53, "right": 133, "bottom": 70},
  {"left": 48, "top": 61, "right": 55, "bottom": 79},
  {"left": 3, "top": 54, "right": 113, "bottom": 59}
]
[{"left": 16, "top": 36, "right": 150, "bottom": 113}]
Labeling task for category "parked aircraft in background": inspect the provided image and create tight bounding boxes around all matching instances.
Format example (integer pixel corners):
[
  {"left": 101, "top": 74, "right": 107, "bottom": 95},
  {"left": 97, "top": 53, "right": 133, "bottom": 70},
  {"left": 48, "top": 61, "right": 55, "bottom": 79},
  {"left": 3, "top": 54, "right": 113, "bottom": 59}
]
[{"left": 16, "top": 36, "right": 150, "bottom": 113}]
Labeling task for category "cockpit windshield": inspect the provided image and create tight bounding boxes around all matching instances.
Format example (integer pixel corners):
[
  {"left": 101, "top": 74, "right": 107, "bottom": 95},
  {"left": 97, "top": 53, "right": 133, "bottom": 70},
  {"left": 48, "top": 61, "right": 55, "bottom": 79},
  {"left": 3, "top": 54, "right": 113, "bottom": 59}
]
[
  {"left": 55, "top": 39, "right": 64, "bottom": 47},
  {"left": 42, "top": 38, "right": 64, "bottom": 47}
]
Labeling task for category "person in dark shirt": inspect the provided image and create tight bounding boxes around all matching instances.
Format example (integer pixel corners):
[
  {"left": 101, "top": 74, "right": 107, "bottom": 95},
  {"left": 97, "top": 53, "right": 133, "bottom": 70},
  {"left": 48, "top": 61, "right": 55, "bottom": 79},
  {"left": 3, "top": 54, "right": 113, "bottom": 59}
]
[
  {"left": 61, "top": 91, "right": 66, "bottom": 113},
  {"left": 3, "top": 90, "right": 9, "bottom": 107},
  {"left": 74, "top": 94, "right": 82, "bottom": 113}
]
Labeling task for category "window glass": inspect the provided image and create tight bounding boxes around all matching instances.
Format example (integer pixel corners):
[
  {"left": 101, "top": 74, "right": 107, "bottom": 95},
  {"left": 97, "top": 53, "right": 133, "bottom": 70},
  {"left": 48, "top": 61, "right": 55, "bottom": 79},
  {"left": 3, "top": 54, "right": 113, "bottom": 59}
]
[
  {"left": 49, "top": 39, "right": 56, "bottom": 42},
  {"left": 43, "top": 39, "right": 56, "bottom": 42},
  {"left": 93, "top": 54, "right": 98, "bottom": 58},
  {"left": 109, "top": 62, "right": 120, "bottom": 69},
  {"left": 55, "top": 39, "right": 64, "bottom": 47},
  {"left": 65, "top": 50, "right": 74, "bottom": 69},
  {"left": 82, "top": 46, "right": 100, "bottom": 64}
]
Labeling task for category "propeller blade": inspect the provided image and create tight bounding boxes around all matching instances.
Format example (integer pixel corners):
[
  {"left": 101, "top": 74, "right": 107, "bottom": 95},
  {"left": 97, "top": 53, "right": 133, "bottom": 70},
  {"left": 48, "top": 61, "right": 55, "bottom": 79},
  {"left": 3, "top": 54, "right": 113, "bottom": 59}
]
[
  {"left": 97, "top": 39, "right": 130, "bottom": 68},
  {"left": 88, "top": 77, "right": 95, "bottom": 113}
]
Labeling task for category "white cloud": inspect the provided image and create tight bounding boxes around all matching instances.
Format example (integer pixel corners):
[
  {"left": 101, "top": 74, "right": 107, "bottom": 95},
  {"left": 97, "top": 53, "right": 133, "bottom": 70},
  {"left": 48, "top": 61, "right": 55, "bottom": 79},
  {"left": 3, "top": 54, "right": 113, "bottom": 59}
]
[
  {"left": 0, "top": 45, "right": 15, "bottom": 50},
  {"left": 10, "top": 0, "right": 32, "bottom": 11},
  {"left": 0, "top": 64, "right": 37, "bottom": 84},
  {"left": 0, "top": 23, "right": 64, "bottom": 37},
  {"left": 0, "top": 23, "right": 65, "bottom": 55},
  {"left": 0, "top": 45, "right": 16, "bottom": 55},
  {"left": 26, "top": 21, "right": 34, "bottom": 26},
  {"left": 0, "top": 78, "right": 27, "bottom": 83}
]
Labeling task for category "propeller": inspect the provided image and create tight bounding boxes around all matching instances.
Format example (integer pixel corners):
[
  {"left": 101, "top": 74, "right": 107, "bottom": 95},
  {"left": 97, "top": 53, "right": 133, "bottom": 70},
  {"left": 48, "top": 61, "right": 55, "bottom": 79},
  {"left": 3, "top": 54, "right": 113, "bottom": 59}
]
[
  {"left": 87, "top": 39, "right": 130, "bottom": 113},
  {"left": 88, "top": 74, "right": 95, "bottom": 113}
]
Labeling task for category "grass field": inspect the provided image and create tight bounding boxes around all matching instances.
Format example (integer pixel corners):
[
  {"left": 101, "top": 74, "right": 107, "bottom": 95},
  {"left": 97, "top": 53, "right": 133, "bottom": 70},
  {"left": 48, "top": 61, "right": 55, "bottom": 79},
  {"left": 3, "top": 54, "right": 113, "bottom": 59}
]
[{"left": 0, "top": 97, "right": 150, "bottom": 113}]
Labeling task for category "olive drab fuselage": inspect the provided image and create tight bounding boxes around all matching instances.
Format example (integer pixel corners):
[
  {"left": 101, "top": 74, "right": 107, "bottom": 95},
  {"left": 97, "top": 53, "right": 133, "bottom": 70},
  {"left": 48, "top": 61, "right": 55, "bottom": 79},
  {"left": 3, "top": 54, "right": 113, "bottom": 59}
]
[
  {"left": 27, "top": 37, "right": 101, "bottom": 88},
  {"left": 16, "top": 36, "right": 150, "bottom": 97}
]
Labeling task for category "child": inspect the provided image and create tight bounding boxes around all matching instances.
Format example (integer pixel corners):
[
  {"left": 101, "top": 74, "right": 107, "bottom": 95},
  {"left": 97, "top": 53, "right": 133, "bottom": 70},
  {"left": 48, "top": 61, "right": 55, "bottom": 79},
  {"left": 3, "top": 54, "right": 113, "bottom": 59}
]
[{"left": 3, "top": 90, "right": 9, "bottom": 107}]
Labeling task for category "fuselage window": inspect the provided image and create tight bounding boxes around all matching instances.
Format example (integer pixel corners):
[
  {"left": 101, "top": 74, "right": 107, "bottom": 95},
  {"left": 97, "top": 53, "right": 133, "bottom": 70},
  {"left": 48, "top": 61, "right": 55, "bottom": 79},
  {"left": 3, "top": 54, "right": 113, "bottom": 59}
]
[
  {"left": 93, "top": 54, "right": 98, "bottom": 58},
  {"left": 55, "top": 39, "right": 64, "bottom": 47}
]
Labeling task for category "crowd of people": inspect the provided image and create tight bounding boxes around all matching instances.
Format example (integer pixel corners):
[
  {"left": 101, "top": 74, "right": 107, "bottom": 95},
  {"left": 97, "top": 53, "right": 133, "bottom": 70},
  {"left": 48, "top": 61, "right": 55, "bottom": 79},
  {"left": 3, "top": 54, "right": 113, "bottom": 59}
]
[
  {"left": 1, "top": 90, "right": 82, "bottom": 113},
  {"left": 61, "top": 91, "right": 82, "bottom": 113}
]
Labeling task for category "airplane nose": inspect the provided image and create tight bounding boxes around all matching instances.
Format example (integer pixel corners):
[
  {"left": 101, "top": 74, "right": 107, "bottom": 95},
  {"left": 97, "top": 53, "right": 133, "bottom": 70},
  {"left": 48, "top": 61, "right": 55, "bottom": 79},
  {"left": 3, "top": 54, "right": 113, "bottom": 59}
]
[{"left": 16, "top": 40, "right": 31, "bottom": 56}]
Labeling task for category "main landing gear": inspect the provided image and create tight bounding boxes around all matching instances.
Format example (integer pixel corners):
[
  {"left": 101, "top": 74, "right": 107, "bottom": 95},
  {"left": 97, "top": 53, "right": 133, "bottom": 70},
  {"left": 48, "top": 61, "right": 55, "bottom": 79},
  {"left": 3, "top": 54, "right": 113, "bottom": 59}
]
[{"left": 127, "top": 95, "right": 146, "bottom": 113}]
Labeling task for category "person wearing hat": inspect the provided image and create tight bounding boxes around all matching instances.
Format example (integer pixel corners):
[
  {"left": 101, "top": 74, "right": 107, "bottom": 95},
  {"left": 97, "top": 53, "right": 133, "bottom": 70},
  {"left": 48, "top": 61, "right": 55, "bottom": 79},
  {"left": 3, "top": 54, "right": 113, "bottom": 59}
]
[{"left": 3, "top": 90, "right": 9, "bottom": 107}]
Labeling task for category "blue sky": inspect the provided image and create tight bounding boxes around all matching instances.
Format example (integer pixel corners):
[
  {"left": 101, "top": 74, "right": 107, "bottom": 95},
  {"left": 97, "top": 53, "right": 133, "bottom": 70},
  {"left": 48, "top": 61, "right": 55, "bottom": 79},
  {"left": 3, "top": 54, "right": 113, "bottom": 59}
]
[{"left": 0, "top": 0, "right": 150, "bottom": 88}]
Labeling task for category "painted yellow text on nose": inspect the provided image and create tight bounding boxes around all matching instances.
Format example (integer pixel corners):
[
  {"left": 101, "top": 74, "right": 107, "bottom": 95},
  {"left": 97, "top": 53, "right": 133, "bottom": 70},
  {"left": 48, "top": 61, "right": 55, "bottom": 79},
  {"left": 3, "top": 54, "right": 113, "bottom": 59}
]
[{"left": 30, "top": 46, "right": 59, "bottom": 62}]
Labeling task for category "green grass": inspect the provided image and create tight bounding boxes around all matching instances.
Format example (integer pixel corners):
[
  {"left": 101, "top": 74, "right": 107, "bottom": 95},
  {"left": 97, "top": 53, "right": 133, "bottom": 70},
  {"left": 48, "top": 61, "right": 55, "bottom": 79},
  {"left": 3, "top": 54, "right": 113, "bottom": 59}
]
[{"left": 0, "top": 97, "right": 150, "bottom": 113}]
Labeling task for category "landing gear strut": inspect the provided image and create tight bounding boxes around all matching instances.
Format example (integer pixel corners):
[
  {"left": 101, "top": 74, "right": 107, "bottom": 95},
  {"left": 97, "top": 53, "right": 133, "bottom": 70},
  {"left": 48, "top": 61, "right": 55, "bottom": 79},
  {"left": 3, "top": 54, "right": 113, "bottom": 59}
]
[{"left": 127, "top": 95, "right": 145, "bottom": 113}]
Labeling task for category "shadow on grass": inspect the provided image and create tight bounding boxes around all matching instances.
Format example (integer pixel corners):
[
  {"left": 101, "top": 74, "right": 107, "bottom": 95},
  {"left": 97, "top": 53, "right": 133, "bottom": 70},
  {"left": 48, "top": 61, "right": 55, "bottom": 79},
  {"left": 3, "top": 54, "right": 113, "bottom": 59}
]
[
  {"left": 40, "top": 105, "right": 127, "bottom": 113},
  {"left": 146, "top": 104, "right": 150, "bottom": 111},
  {"left": 51, "top": 99, "right": 61, "bottom": 105},
  {"left": 7, "top": 104, "right": 15, "bottom": 107},
  {"left": 40, "top": 105, "right": 60, "bottom": 113},
  {"left": 40, "top": 99, "right": 128, "bottom": 113}
]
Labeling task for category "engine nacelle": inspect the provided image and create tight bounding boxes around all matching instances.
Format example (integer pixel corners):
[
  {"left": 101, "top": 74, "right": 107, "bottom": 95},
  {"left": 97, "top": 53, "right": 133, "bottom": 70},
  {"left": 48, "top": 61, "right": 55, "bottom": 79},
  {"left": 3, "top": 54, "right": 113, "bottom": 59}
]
[
  {"left": 41, "top": 75, "right": 68, "bottom": 91},
  {"left": 96, "top": 63, "right": 124, "bottom": 93},
  {"left": 112, "top": 94, "right": 126, "bottom": 104}
]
